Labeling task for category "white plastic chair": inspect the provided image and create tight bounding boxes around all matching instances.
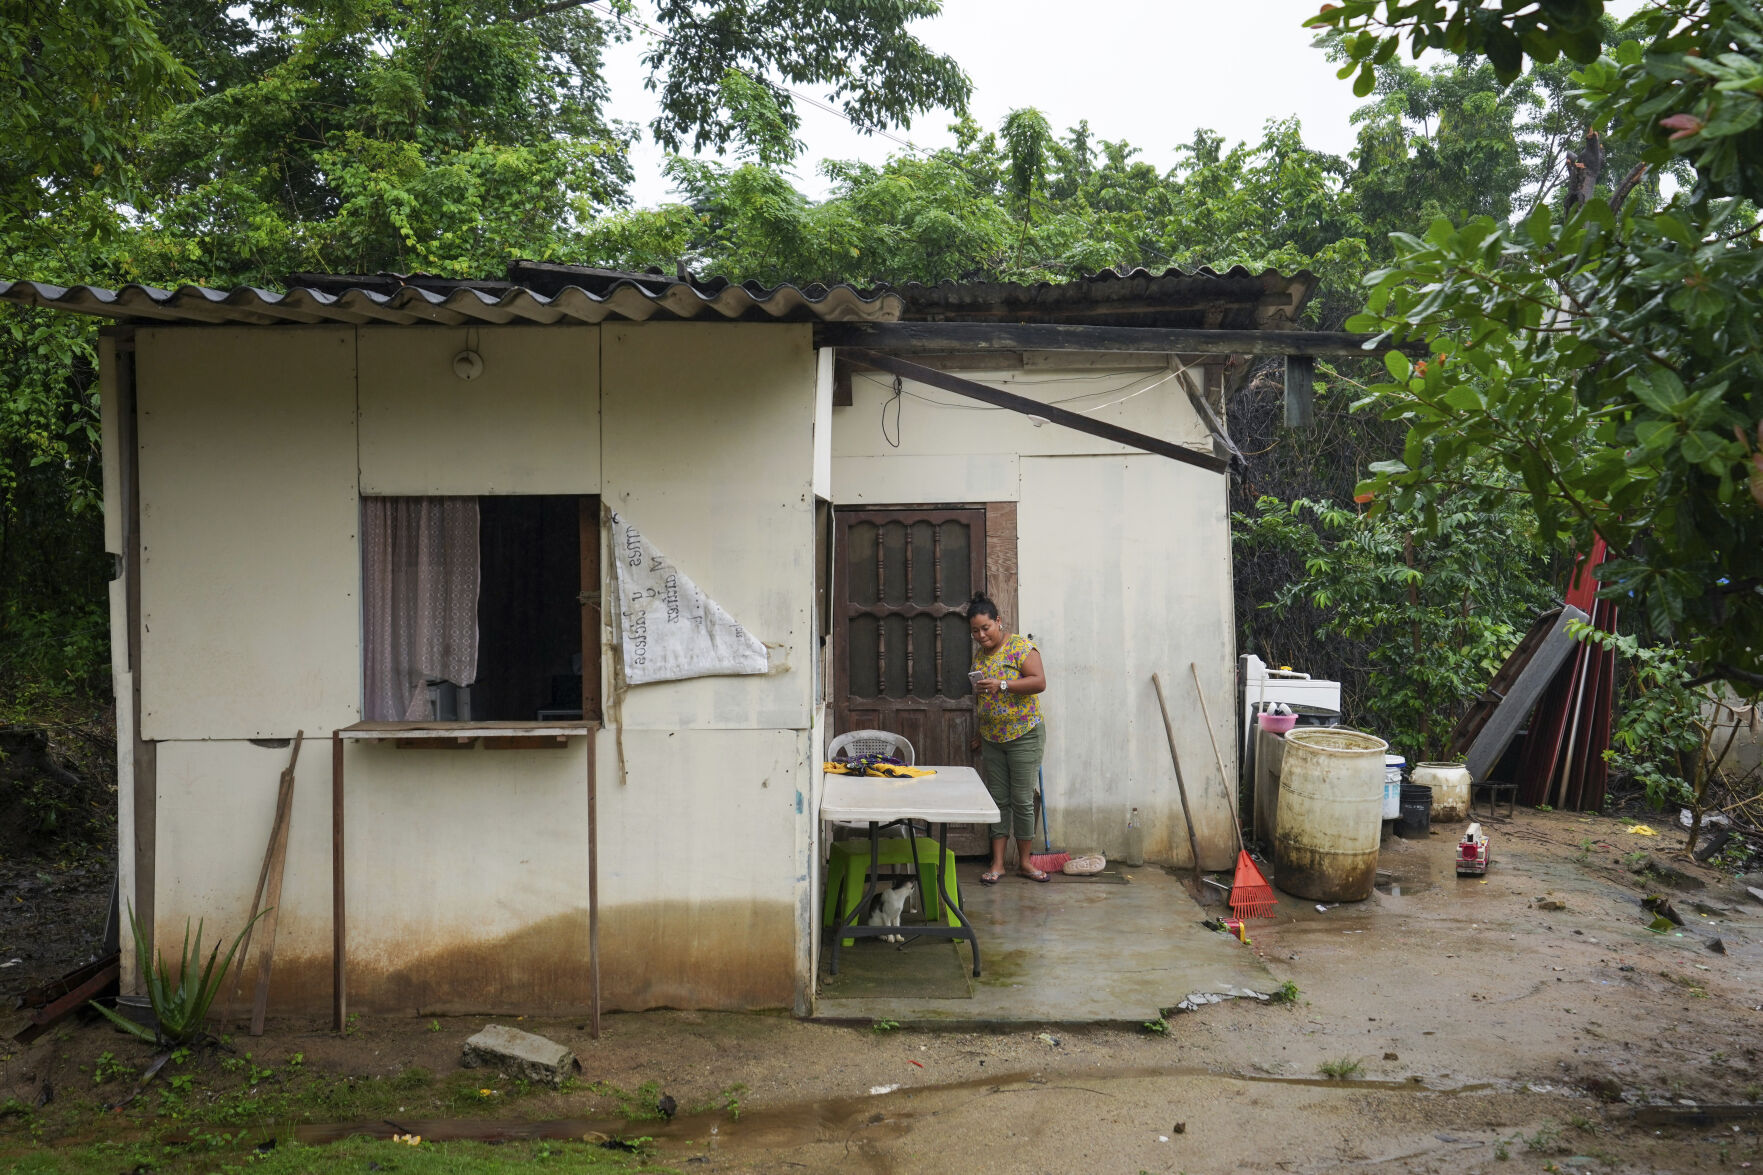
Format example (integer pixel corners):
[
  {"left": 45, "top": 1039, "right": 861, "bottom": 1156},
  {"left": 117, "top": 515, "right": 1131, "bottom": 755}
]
[
  {"left": 826, "top": 730, "right": 917, "bottom": 841},
  {"left": 828, "top": 729, "right": 916, "bottom": 766}
]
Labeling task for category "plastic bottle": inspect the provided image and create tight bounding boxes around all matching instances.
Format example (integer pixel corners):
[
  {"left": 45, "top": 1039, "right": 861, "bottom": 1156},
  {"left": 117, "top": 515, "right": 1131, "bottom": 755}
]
[{"left": 1124, "top": 807, "right": 1145, "bottom": 868}]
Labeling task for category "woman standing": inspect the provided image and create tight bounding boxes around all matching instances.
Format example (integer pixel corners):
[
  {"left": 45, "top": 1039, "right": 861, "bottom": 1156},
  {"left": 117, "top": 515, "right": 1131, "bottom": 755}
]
[{"left": 967, "top": 593, "right": 1050, "bottom": 884}]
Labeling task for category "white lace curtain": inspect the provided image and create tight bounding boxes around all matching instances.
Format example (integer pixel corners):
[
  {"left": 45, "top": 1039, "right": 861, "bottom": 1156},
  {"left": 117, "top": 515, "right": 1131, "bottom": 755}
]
[{"left": 362, "top": 497, "right": 480, "bottom": 722}]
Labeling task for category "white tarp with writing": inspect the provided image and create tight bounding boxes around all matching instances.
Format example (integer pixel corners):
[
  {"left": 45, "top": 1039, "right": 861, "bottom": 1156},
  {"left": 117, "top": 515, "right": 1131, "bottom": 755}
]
[{"left": 609, "top": 511, "right": 768, "bottom": 685}]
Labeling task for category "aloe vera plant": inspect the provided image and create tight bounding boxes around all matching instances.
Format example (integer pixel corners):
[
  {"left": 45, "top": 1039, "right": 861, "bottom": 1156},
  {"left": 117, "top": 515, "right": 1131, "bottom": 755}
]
[{"left": 91, "top": 905, "right": 264, "bottom": 1047}]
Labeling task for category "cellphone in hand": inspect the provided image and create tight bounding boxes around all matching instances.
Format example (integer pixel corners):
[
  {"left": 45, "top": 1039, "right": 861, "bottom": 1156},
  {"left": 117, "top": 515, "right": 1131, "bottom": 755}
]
[{"left": 967, "top": 670, "right": 985, "bottom": 687}]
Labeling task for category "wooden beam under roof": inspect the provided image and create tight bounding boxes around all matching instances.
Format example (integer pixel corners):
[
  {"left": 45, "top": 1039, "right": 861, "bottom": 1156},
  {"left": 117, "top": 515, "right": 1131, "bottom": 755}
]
[
  {"left": 817, "top": 321, "right": 1426, "bottom": 358},
  {"left": 840, "top": 349, "right": 1229, "bottom": 474}
]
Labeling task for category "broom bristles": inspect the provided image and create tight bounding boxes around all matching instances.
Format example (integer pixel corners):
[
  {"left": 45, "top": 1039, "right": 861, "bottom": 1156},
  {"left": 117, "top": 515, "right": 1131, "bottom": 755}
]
[
  {"left": 1026, "top": 851, "right": 1070, "bottom": 873},
  {"left": 1230, "top": 849, "right": 1278, "bottom": 919}
]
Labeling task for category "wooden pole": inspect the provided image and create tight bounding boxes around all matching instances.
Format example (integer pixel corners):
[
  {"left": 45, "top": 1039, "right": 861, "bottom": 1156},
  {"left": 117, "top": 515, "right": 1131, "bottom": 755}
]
[
  {"left": 228, "top": 734, "right": 302, "bottom": 1022},
  {"left": 1190, "top": 663, "right": 1244, "bottom": 854},
  {"left": 248, "top": 732, "right": 300, "bottom": 1035},
  {"left": 332, "top": 731, "right": 346, "bottom": 1033},
  {"left": 587, "top": 726, "right": 600, "bottom": 1040},
  {"left": 841, "top": 349, "right": 1229, "bottom": 473},
  {"left": 1152, "top": 673, "right": 1204, "bottom": 884},
  {"left": 1284, "top": 355, "right": 1316, "bottom": 428}
]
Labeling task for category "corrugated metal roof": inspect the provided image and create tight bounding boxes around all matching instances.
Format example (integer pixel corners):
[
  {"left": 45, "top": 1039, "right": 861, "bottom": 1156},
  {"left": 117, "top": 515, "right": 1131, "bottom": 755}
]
[
  {"left": 0, "top": 263, "right": 1315, "bottom": 330},
  {"left": 0, "top": 274, "right": 903, "bottom": 327}
]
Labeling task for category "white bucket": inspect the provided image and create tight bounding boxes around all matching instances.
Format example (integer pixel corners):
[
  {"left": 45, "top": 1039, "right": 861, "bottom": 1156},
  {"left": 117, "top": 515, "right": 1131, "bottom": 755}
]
[
  {"left": 1412, "top": 762, "right": 1472, "bottom": 823},
  {"left": 1382, "top": 754, "right": 1405, "bottom": 820}
]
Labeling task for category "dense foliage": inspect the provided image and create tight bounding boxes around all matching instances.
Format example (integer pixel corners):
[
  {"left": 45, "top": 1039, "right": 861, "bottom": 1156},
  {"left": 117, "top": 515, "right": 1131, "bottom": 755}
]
[
  {"left": 0, "top": 0, "right": 966, "bottom": 713},
  {"left": 1317, "top": 0, "right": 1763, "bottom": 695},
  {"left": 1236, "top": 492, "right": 1560, "bottom": 761},
  {"left": 4, "top": 0, "right": 1755, "bottom": 811}
]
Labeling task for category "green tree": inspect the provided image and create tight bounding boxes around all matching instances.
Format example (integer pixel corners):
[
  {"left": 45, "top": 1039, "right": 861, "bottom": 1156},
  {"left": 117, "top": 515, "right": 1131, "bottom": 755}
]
[
  {"left": 1, "top": 0, "right": 188, "bottom": 706},
  {"left": 1235, "top": 491, "right": 1561, "bottom": 758},
  {"left": 1316, "top": 0, "right": 1763, "bottom": 692},
  {"left": 1000, "top": 107, "right": 1054, "bottom": 223},
  {"left": 111, "top": 0, "right": 969, "bottom": 283},
  {"left": 0, "top": 0, "right": 971, "bottom": 708},
  {"left": 2, "top": 0, "right": 191, "bottom": 223}
]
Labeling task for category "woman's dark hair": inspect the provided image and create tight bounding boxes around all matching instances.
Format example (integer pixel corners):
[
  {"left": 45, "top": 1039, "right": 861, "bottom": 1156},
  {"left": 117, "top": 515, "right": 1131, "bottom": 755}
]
[{"left": 964, "top": 592, "right": 1000, "bottom": 622}]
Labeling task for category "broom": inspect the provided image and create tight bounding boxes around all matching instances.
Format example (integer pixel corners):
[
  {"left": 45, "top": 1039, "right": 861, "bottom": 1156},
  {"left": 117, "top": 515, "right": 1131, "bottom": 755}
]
[
  {"left": 1191, "top": 662, "right": 1277, "bottom": 919},
  {"left": 1025, "top": 766, "right": 1071, "bottom": 874}
]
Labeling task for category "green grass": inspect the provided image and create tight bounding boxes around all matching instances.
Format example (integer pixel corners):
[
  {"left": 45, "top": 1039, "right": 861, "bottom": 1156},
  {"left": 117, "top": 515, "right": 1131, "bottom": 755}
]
[
  {"left": 1523, "top": 1123, "right": 1562, "bottom": 1153},
  {"left": 1317, "top": 1057, "right": 1362, "bottom": 1080},
  {"left": 1, "top": 1137, "right": 671, "bottom": 1175},
  {"left": 686, "top": 1083, "right": 747, "bottom": 1121},
  {"left": 1269, "top": 980, "right": 1300, "bottom": 1005},
  {"left": 586, "top": 1080, "right": 670, "bottom": 1122}
]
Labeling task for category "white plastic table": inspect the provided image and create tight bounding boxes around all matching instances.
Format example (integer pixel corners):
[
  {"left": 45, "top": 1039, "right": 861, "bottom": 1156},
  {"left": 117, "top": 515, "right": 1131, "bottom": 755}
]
[{"left": 821, "top": 765, "right": 1000, "bottom": 977}]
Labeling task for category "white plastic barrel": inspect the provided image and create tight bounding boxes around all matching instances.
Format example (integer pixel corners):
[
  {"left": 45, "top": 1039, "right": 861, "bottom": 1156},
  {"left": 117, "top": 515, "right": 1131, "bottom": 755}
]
[
  {"left": 1273, "top": 728, "right": 1390, "bottom": 902},
  {"left": 1412, "top": 763, "right": 1472, "bottom": 823},
  {"left": 1382, "top": 754, "right": 1404, "bottom": 820}
]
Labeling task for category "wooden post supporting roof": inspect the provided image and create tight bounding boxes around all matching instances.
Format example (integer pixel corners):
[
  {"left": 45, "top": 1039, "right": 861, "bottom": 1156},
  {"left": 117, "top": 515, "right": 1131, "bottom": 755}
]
[
  {"left": 840, "top": 348, "right": 1228, "bottom": 474},
  {"left": 1285, "top": 354, "right": 1317, "bottom": 429}
]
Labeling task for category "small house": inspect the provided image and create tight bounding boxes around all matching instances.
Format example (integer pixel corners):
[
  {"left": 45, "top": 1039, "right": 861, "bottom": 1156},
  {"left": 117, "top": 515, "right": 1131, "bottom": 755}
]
[{"left": 0, "top": 264, "right": 1316, "bottom": 1017}]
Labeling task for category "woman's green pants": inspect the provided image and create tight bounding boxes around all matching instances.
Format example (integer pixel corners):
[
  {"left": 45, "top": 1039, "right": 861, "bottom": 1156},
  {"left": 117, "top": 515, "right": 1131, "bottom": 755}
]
[{"left": 980, "top": 723, "right": 1046, "bottom": 840}]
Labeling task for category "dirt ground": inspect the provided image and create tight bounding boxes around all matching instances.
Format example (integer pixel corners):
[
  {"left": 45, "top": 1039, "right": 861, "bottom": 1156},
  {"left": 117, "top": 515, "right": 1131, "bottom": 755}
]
[{"left": 3, "top": 807, "right": 1760, "bottom": 1173}]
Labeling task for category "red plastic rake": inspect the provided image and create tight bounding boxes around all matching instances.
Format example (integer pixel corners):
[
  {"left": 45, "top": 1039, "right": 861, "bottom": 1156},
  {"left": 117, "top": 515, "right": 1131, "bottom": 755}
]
[
  {"left": 1229, "top": 850, "right": 1277, "bottom": 919},
  {"left": 1191, "top": 663, "right": 1278, "bottom": 919}
]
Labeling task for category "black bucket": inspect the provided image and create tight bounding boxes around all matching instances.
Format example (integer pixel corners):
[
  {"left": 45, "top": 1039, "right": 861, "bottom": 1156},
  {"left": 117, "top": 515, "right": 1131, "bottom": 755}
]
[{"left": 1398, "top": 783, "right": 1432, "bottom": 838}]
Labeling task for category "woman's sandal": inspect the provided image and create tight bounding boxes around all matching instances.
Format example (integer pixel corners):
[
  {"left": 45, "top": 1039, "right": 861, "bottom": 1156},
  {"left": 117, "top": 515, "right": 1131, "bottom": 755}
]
[
  {"left": 979, "top": 870, "right": 1004, "bottom": 886},
  {"left": 1019, "top": 867, "right": 1050, "bottom": 883}
]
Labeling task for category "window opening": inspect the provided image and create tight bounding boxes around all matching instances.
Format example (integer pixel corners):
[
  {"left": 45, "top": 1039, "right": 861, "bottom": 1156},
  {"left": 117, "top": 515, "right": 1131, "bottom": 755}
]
[{"left": 361, "top": 494, "right": 599, "bottom": 723}]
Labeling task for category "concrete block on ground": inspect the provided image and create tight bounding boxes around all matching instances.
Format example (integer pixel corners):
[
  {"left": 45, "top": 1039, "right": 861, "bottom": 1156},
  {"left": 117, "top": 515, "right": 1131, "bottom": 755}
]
[{"left": 460, "top": 1024, "right": 578, "bottom": 1088}]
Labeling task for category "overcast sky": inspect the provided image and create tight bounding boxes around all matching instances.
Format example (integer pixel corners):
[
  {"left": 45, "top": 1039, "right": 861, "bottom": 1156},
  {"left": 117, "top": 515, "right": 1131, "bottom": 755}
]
[{"left": 600, "top": 1, "right": 1369, "bottom": 207}]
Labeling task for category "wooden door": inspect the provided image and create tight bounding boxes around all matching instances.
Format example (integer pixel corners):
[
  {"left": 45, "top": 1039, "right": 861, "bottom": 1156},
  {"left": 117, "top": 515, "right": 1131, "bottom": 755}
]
[{"left": 833, "top": 508, "right": 986, "bottom": 768}]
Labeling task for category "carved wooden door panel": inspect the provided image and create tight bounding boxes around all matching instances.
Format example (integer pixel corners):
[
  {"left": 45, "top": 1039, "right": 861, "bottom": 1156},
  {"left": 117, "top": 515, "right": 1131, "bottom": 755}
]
[{"left": 833, "top": 508, "right": 986, "bottom": 770}]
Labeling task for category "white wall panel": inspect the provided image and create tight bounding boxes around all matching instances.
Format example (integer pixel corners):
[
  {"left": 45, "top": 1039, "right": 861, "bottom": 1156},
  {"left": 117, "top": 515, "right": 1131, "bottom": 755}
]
[
  {"left": 1019, "top": 454, "right": 1237, "bottom": 869},
  {"left": 153, "top": 730, "right": 806, "bottom": 1013},
  {"left": 137, "top": 327, "right": 359, "bottom": 738},
  {"left": 155, "top": 739, "right": 344, "bottom": 963},
  {"left": 596, "top": 727, "right": 803, "bottom": 905},
  {"left": 834, "top": 363, "right": 1210, "bottom": 461},
  {"left": 813, "top": 348, "right": 833, "bottom": 500},
  {"left": 601, "top": 323, "right": 817, "bottom": 732},
  {"left": 831, "top": 453, "right": 1019, "bottom": 504},
  {"left": 358, "top": 326, "right": 600, "bottom": 495}
]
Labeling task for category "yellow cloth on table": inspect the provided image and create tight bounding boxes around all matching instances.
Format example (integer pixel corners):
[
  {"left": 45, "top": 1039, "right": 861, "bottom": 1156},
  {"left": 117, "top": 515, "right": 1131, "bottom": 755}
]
[{"left": 822, "top": 760, "right": 937, "bottom": 778}]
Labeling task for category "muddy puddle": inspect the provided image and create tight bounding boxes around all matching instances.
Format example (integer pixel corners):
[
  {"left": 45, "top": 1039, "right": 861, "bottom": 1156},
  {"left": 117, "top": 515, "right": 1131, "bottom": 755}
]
[
  {"left": 282, "top": 1066, "right": 1506, "bottom": 1160},
  {"left": 1374, "top": 866, "right": 1435, "bottom": 897}
]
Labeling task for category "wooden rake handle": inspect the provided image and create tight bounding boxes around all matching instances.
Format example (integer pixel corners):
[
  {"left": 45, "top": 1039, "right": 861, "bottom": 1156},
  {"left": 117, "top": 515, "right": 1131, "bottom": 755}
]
[
  {"left": 1151, "top": 673, "right": 1204, "bottom": 885},
  {"left": 1190, "top": 662, "right": 1245, "bottom": 855}
]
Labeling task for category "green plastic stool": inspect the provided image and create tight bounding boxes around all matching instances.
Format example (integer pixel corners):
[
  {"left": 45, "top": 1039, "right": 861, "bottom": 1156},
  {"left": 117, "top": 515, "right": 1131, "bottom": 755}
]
[{"left": 824, "top": 836, "right": 961, "bottom": 946}]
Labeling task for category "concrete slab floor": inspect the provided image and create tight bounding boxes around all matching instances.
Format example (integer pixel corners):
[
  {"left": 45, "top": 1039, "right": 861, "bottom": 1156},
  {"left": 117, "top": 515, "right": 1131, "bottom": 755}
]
[{"left": 813, "top": 862, "right": 1274, "bottom": 1024}]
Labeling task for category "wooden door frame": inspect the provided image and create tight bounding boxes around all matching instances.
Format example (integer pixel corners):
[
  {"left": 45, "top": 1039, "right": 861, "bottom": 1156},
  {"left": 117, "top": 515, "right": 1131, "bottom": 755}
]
[{"left": 578, "top": 496, "right": 602, "bottom": 722}]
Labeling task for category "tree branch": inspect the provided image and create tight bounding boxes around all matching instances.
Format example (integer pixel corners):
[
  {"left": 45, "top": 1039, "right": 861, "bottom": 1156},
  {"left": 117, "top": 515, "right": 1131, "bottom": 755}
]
[
  {"left": 509, "top": 0, "right": 596, "bottom": 23},
  {"left": 1685, "top": 663, "right": 1763, "bottom": 690},
  {"left": 1610, "top": 162, "right": 1651, "bottom": 214}
]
